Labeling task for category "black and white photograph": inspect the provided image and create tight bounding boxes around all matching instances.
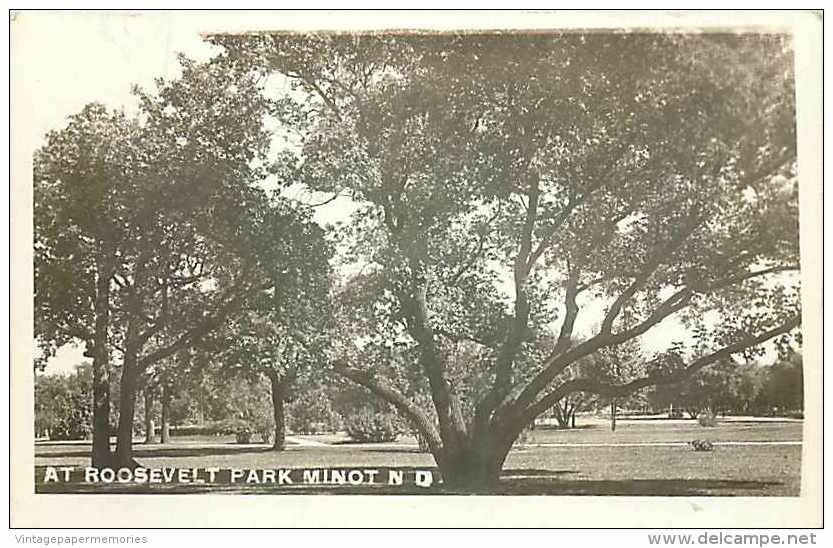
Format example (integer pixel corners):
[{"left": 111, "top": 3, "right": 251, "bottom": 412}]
[{"left": 9, "top": 9, "right": 823, "bottom": 529}]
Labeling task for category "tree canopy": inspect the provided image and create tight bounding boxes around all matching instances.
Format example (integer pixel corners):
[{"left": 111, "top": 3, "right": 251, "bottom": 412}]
[
  {"left": 212, "top": 32, "right": 801, "bottom": 485},
  {"left": 34, "top": 54, "right": 332, "bottom": 466}
]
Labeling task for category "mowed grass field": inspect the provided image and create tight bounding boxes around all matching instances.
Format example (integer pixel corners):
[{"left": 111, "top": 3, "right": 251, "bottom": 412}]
[{"left": 34, "top": 418, "right": 803, "bottom": 496}]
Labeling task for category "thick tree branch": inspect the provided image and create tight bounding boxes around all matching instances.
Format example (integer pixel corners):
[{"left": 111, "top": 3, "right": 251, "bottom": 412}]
[
  {"left": 333, "top": 361, "right": 442, "bottom": 453},
  {"left": 402, "top": 278, "right": 468, "bottom": 443},
  {"left": 471, "top": 176, "right": 540, "bottom": 436},
  {"left": 287, "top": 69, "right": 343, "bottom": 122},
  {"left": 449, "top": 202, "right": 502, "bottom": 285},
  {"left": 475, "top": 176, "right": 539, "bottom": 424},
  {"left": 434, "top": 327, "right": 498, "bottom": 349},
  {"left": 136, "top": 273, "right": 256, "bottom": 370},
  {"left": 709, "top": 264, "right": 799, "bottom": 291},
  {"left": 600, "top": 218, "right": 701, "bottom": 335},
  {"left": 553, "top": 263, "right": 581, "bottom": 356},
  {"left": 503, "top": 258, "right": 792, "bottom": 420},
  {"left": 518, "top": 314, "right": 801, "bottom": 425}
]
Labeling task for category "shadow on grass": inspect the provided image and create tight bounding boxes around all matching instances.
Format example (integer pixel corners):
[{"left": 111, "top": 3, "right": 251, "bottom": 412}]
[
  {"left": 532, "top": 424, "right": 597, "bottom": 432},
  {"left": 329, "top": 439, "right": 401, "bottom": 446},
  {"left": 485, "top": 478, "right": 785, "bottom": 496},
  {"left": 358, "top": 447, "right": 430, "bottom": 454},
  {"left": 500, "top": 468, "right": 579, "bottom": 477},
  {"left": 36, "top": 445, "right": 290, "bottom": 459}
]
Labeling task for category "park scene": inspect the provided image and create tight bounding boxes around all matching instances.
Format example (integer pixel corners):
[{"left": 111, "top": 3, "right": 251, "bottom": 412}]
[{"left": 34, "top": 30, "right": 803, "bottom": 496}]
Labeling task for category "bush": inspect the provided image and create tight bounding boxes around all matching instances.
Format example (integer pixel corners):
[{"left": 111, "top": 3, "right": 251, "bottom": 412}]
[
  {"left": 345, "top": 411, "right": 402, "bottom": 443},
  {"left": 415, "top": 432, "right": 432, "bottom": 453},
  {"left": 697, "top": 410, "right": 718, "bottom": 427},
  {"left": 210, "top": 419, "right": 247, "bottom": 436},
  {"left": 146, "top": 418, "right": 273, "bottom": 438},
  {"left": 690, "top": 439, "right": 714, "bottom": 452},
  {"left": 287, "top": 389, "right": 342, "bottom": 434},
  {"left": 233, "top": 422, "right": 254, "bottom": 444},
  {"left": 50, "top": 415, "right": 91, "bottom": 441},
  {"left": 257, "top": 427, "right": 273, "bottom": 444},
  {"left": 36, "top": 367, "right": 93, "bottom": 440},
  {"left": 179, "top": 418, "right": 250, "bottom": 436}
]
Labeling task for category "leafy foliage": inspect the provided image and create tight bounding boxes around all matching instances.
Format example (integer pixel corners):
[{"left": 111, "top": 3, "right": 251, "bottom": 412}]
[
  {"left": 649, "top": 351, "right": 803, "bottom": 417},
  {"left": 344, "top": 411, "right": 404, "bottom": 443},
  {"left": 34, "top": 53, "right": 333, "bottom": 464},
  {"left": 286, "top": 386, "right": 343, "bottom": 434},
  {"left": 35, "top": 364, "right": 93, "bottom": 440},
  {"left": 212, "top": 32, "right": 801, "bottom": 483}
]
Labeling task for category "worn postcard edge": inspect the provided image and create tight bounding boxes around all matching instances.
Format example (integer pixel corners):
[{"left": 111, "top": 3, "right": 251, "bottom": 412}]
[{"left": 9, "top": 10, "right": 824, "bottom": 528}]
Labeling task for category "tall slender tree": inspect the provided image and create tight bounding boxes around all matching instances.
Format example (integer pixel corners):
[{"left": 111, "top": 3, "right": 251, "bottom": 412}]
[{"left": 35, "top": 104, "right": 144, "bottom": 466}]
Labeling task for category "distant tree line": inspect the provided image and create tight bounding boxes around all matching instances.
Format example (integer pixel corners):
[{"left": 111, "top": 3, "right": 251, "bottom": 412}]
[
  {"left": 648, "top": 351, "right": 803, "bottom": 419},
  {"left": 35, "top": 350, "right": 803, "bottom": 441}
]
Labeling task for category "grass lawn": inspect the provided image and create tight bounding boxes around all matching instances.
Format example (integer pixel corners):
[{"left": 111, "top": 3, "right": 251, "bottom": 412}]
[
  {"left": 34, "top": 419, "right": 802, "bottom": 496},
  {"left": 524, "top": 417, "right": 803, "bottom": 444},
  {"left": 291, "top": 417, "right": 803, "bottom": 446}
]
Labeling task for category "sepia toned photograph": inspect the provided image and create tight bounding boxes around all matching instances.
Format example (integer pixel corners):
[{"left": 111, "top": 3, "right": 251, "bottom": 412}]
[{"left": 10, "top": 10, "right": 823, "bottom": 528}]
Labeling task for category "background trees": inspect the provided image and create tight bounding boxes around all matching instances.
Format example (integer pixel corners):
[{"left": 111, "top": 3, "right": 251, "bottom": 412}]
[
  {"left": 35, "top": 364, "right": 93, "bottom": 440},
  {"left": 650, "top": 359, "right": 742, "bottom": 418},
  {"left": 757, "top": 351, "right": 804, "bottom": 414},
  {"left": 648, "top": 352, "right": 803, "bottom": 418},
  {"left": 213, "top": 32, "right": 801, "bottom": 487}
]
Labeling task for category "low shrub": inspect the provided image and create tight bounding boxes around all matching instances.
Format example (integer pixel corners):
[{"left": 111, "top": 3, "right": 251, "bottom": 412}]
[
  {"left": 235, "top": 430, "right": 252, "bottom": 444},
  {"left": 345, "top": 411, "right": 402, "bottom": 443},
  {"left": 415, "top": 432, "right": 432, "bottom": 453},
  {"left": 233, "top": 422, "right": 255, "bottom": 444},
  {"left": 697, "top": 410, "right": 718, "bottom": 427},
  {"left": 140, "top": 419, "right": 271, "bottom": 438},
  {"left": 50, "top": 421, "right": 91, "bottom": 441},
  {"left": 287, "top": 390, "right": 342, "bottom": 434},
  {"left": 257, "top": 427, "right": 273, "bottom": 444},
  {"left": 690, "top": 439, "right": 714, "bottom": 452}
]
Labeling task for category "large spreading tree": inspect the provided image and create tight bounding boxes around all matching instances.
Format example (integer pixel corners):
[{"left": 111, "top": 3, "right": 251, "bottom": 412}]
[{"left": 213, "top": 32, "right": 801, "bottom": 487}]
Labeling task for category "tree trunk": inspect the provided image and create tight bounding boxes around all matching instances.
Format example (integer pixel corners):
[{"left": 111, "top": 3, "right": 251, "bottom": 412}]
[
  {"left": 143, "top": 387, "right": 156, "bottom": 444},
  {"left": 570, "top": 408, "right": 576, "bottom": 429},
  {"left": 115, "top": 349, "right": 140, "bottom": 468},
  {"left": 161, "top": 384, "right": 171, "bottom": 444},
  {"left": 269, "top": 373, "right": 287, "bottom": 451},
  {"left": 91, "top": 257, "right": 113, "bottom": 468},
  {"left": 610, "top": 399, "right": 617, "bottom": 431},
  {"left": 437, "top": 438, "right": 507, "bottom": 490},
  {"left": 553, "top": 400, "right": 570, "bottom": 428}
]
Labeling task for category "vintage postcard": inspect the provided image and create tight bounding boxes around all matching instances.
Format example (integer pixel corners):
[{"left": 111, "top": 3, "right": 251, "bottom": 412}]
[{"left": 9, "top": 10, "right": 823, "bottom": 528}]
